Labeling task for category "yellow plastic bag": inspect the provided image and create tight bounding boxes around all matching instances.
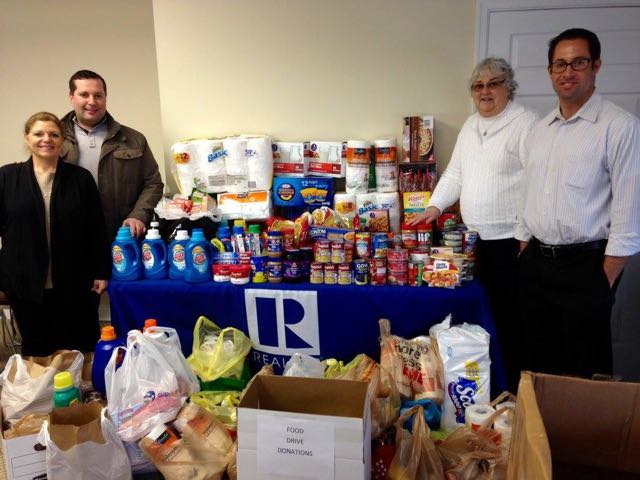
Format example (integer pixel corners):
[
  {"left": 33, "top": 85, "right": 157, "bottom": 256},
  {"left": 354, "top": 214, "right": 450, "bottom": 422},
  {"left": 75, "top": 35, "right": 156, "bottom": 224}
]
[
  {"left": 187, "top": 316, "right": 252, "bottom": 382},
  {"left": 189, "top": 391, "right": 241, "bottom": 432}
]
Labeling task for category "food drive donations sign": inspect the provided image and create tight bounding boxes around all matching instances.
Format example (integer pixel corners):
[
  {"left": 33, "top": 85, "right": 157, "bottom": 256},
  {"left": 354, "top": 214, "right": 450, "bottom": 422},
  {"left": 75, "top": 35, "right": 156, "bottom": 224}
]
[
  {"left": 257, "top": 413, "right": 335, "bottom": 479},
  {"left": 245, "top": 289, "right": 320, "bottom": 371}
]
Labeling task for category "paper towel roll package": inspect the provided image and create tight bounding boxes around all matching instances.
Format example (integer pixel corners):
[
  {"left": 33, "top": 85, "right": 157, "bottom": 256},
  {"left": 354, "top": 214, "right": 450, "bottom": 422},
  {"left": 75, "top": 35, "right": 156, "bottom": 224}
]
[
  {"left": 333, "top": 193, "right": 357, "bottom": 219},
  {"left": 194, "top": 139, "right": 227, "bottom": 193},
  {"left": 244, "top": 135, "right": 273, "bottom": 191},
  {"left": 224, "top": 137, "right": 249, "bottom": 193},
  {"left": 374, "top": 138, "right": 398, "bottom": 193},
  {"left": 464, "top": 404, "right": 496, "bottom": 431}
]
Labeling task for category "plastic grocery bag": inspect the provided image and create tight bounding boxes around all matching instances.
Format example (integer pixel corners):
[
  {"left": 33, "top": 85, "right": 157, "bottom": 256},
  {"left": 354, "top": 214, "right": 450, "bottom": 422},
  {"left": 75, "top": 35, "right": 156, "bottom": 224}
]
[
  {"left": 37, "top": 403, "right": 131, "bottom": 480},
  {"left": 187, "top": 316, "right": 252, "bottom": 383},
  {"left": 379, "top": 318, "right": 444, "bottom": 402},
  {"left": 430, "top": 315, "right": 491, "bottom": 431},
  {"left": 437, "top": 424, "right": 502, "bottom": 480},
  {"left": 387, "top": 405, "right": 445, "bottom": 480},
  {"left": 283, "top": 352, "right": 324, "bottom": 378},
  {"left": 105, "top": 330, "right": 184, "bottom": 442},
  {"left": 0, "top": 350, "right": 83, "bottom": 423},
  {"left": 144, "top": 326, "right": 200, "bottom": 397},
  {"left": 189, "top": 390, "right": 241, "bottom": 432},
  {"left": 325, "top": 354, "right": 401, "bottom": 438}
]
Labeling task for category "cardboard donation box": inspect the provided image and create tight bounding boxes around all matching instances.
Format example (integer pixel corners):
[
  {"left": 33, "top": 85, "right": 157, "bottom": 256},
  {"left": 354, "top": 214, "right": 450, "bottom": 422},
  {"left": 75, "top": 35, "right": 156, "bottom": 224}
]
[
  {"left": 237, "top": 376, "right": 371, "bottom": 480},
  {"left": 1, "top": 409, "right": 46, "bottom": 480},
  {"left": 508, "top": 372, "right": 640, "bottom": 480}
]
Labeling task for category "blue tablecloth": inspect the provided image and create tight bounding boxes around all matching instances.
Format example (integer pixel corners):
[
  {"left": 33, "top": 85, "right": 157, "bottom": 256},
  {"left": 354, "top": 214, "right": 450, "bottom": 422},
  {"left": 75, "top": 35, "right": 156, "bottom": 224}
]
[{"left": 108, "top": 279, "right": 505, "bottom": 391}]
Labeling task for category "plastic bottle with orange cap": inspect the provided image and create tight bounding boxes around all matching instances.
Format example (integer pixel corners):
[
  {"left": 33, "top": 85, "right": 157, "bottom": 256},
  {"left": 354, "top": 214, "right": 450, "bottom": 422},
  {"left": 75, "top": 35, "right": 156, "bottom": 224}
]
[{"left": 91, "top": 325, "right": 125, "bottom": 396}]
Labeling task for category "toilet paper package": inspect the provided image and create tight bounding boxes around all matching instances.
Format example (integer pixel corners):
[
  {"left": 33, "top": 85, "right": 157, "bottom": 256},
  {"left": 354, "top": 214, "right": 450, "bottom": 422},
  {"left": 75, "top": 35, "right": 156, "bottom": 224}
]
[{"left": 430, "top": 315, "right": 491, "bottom": 432}]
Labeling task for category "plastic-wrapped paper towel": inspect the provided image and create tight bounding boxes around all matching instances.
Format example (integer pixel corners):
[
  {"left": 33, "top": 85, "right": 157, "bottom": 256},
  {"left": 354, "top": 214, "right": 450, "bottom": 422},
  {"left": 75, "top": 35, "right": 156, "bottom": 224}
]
[
  {"left": 171, "top": 139, "right": 227, "bottom": 195},
  {"left": 333, "top": 193, "right": 357, "bottom": 220},
  {"left": 244, "top": 135, "right": 273, "bottom": 191},
  {"left": 430, "top": 315, "right": 491, "bottom": 432},
  {"left": 345, "top": 140, "right": 370, "bottom": 194},
  {"left": 374, "top": 138, "right": 398, "bottom": 193},
  {"left": 223, "top": 137, "right": 249, "bottom": 193}
]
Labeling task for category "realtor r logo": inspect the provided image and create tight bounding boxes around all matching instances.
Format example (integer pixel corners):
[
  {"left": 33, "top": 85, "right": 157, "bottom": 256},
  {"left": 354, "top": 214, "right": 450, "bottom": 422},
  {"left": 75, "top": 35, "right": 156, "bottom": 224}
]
[{"left": 244, "top": 289, "right": 320, "bottom": 355}]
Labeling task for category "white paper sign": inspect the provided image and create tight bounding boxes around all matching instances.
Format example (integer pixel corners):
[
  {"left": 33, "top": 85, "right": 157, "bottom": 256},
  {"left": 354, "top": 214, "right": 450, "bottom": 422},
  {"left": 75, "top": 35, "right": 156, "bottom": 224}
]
[{"left": 257, "top": 413, "right": 335, "bottom": 479}]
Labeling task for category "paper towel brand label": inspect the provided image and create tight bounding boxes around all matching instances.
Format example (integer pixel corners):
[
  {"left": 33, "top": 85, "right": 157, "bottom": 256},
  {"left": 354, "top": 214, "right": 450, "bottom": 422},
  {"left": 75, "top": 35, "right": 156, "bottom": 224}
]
[
  {"left": 207, "top": 147, "right": 226, "bottom": 162},
  {"left": 448, "top": 376, "right": 479, "bottom": 424},
  {"left": 245, "top": 148, "right": 257, "bottom": 158}
]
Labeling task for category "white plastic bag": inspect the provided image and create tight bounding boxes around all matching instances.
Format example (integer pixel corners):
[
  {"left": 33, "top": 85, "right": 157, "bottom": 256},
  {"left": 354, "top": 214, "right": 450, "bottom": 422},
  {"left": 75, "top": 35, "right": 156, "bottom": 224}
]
[
  {"left": 37, "top": 407, "right": 132, "bottom": 480},
  {"left": 430, "top": 315, "right": 491, "bottom": 431},
  {"left": 282, "top": 353, "right": 324, "bottom": 378},
  {"left": 105, "top": 330, "right": 184, "bottom": 442},
  {"left": 0, "top": 351, "right": 83, "bottom": 423},
  {"left": 143, "top": 326, "right": 200, "bottom": 398}
]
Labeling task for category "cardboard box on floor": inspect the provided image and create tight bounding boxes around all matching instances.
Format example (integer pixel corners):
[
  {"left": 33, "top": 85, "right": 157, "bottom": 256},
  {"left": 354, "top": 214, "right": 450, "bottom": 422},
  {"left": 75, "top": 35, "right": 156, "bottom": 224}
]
[
  {"left": 0, "top": 408, "right": 46, "bottom": 480},
  {"left": 237, "top": 375, "right": 371, "bottom": 480},
  {"left": 508, "top": 371, "right": 640, "bottom": 480}
]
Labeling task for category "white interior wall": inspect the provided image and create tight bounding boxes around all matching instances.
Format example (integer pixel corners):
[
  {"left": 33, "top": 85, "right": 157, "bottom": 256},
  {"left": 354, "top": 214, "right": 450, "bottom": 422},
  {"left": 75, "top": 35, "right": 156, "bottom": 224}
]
[
  {"left": 0, "top": 0, "right": 165, "bottom": 185},
  {"left": 152, "top": 0, "right": 477, "bottom": 192}
]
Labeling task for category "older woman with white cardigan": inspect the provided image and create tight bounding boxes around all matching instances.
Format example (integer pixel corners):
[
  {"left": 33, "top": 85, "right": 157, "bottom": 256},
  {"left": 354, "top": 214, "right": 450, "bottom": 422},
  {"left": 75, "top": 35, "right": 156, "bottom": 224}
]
[{"left": 411, "top": 57, "right": 539, "bottom": 391}]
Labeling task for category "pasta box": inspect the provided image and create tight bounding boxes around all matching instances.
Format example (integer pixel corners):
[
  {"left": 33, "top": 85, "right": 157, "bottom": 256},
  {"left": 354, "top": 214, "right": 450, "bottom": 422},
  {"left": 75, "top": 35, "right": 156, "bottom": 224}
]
[
  {"left": 237, "top": 375, "right": 371, "bottom": 480},
  {"left": 272, "top": 177, "right": 334, "bottom": 207}
]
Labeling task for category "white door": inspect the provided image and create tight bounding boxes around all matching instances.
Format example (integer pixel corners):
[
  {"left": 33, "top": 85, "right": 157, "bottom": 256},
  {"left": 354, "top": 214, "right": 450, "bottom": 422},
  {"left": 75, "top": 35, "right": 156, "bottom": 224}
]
[{"left": 476, "top": 0, "right": 640, "bottom": 116}]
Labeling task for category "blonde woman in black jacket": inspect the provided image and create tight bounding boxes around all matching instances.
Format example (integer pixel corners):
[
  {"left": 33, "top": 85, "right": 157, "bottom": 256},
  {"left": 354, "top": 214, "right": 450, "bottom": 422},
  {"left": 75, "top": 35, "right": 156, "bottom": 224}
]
[{"left": 0, "top": 112, "right": 111, "bottom": 355}]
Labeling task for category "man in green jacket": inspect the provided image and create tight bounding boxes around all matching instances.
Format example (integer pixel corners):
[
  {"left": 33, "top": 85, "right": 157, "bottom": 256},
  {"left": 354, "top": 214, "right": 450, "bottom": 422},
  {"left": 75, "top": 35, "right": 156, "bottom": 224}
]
[{"left": 61, "top": 69, "right": 164, "bottom": 241}]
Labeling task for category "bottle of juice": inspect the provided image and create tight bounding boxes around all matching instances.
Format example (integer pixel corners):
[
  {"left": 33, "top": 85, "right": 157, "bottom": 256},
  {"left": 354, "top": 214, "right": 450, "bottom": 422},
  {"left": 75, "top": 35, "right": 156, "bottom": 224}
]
[{"left": 53, "top": 371, "right": 81, "bottom": 408}]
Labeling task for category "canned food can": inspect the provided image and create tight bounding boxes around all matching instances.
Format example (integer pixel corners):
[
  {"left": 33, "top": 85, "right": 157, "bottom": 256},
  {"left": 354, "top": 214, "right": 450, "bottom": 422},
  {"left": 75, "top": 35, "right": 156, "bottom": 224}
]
[
  {"left": 310, "top": 262, "right": 324, "bottom": 284},
  {"left": 387, "top": 248, "right": 409, "bottom": 262},
  {"left": 463, "top": 230, "right": 479, "bottom": 257},
  {"left": 355, "top": 232, "right": 371, "bottom": 259},
  {"left": 331, "top": 242, "right": 346, "bottom": 264},
  {"left": 324, "top": 263, "right": 338, "bottom": 285},
  {"left": 353, "top": 259, "right": 369, "bottom": 285},
  {"left": 267, "top": 231, "right": 283, "bottom": 258},
  {"left": 369, "top": 257, "right": 387, "bottom": 285},
  {"left": 314, "top": 240, "right": 331, "bottom": 263},
  {"left": 338, "top": 263, "right": 352, "bottom": 285},
  {"left": 408, "top": 261, "right": 424, "bottom": 286}
]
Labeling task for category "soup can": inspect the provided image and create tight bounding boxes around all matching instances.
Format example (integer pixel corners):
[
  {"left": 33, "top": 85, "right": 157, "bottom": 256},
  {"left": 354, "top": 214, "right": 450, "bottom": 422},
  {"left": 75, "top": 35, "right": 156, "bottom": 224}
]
[
  {"left": 324, "top": 263, "right": 338, "bottom": 285},
  {"left": 353, "top": 259, "right": 369, "bottom": 285},
  {"left": 338, "top": 263, "right": 352, "bottom": 285},
  {"left": 372, "top": 232, "right": 389, "bottom": 258},
  {"left": 310, "top": 262, "right": 324, "bottom": 284},
  {"left": 331, "top": 242, "right": 346, "bottom": 264},
  {"left": 369, "top": 257, "right": 387, "bottom": 285},
  {"left": 314, "top": 240, "right": 331, "bottom": 263}
]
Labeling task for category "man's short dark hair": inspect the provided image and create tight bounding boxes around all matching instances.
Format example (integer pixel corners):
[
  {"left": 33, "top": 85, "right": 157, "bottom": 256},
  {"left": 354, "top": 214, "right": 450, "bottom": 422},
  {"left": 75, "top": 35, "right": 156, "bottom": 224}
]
[
  {"left": 69, "top": 70, "right": 107, "bottom": 95},
  {"left": 548, "top": 28, "right": 601, "bottom": 66}
]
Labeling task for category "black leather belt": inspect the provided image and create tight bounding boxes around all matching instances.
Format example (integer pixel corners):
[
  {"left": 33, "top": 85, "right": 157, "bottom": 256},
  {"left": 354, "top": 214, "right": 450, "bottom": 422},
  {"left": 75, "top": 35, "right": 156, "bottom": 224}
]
[{"left": 530, "top": 237, "right": 607, "bottom": 259}]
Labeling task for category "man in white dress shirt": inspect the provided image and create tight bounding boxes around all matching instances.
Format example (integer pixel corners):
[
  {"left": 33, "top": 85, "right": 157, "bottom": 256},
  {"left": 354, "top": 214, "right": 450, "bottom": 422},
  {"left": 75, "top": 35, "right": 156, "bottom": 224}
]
[{"left": 515, "top": 28, "right": 640, "bottom": 378}]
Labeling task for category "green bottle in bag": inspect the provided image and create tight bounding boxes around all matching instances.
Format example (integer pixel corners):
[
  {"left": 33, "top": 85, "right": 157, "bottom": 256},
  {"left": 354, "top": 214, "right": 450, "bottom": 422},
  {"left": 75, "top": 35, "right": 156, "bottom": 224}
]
[{"left": 53, "top": 371, "right": 81, "bottom": 408}]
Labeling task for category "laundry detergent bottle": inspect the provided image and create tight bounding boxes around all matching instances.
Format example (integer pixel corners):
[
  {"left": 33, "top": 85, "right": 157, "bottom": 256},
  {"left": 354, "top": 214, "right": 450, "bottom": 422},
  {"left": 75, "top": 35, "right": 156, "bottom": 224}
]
[
  {"left": 168, "top": 229, "right": 190, "bottom": 279},
  {"left": 53, "top": 371, "right": 81, "bottom": 408},
  {"left": 91, "top": 325, "right": 125, "bottom": 396},
  {"left": 142, "top": 225, "right": 168, "bottom": 279},
  {"left": 185, "top": 228, "right": 213, "bottom": 283},
  {"left": 111, "top": 226, "right": 142, "bottom": 281}
]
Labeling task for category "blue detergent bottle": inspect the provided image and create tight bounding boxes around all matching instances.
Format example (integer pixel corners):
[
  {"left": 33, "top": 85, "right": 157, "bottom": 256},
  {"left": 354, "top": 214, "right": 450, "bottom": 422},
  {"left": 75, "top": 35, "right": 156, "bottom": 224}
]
[
  {"left": 91, "top": 325, "right": 125, "bottom": 396},
  {"left": 111, "top": 226, "right": 142, "bottom": 281},
  {"left": 168, "top": 229, "right": 190, "bottom": 279},
  {"left": 185, "top": 228, "right": 213, "bottom": 283},
  {"left": 142, "top": 223, "right": 168, "bottom": 279},
  {"left": 217, "top": 225, "right": 233, "bottom": 252}
]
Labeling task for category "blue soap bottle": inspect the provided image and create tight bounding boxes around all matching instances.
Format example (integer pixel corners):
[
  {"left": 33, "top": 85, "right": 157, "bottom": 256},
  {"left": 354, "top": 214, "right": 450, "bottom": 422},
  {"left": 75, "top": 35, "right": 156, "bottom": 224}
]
[
  {"left": 142, "top": 223, "right": 168, "bottom": 279},
  {"left": 111, "top": 226, "right": 142, "bottom": 281},
  {"left": 168, "top": 229, "right": 190, "bottom": 279},
  {"left": 185, "top": 228, "right": 213, "bottom": 283}
]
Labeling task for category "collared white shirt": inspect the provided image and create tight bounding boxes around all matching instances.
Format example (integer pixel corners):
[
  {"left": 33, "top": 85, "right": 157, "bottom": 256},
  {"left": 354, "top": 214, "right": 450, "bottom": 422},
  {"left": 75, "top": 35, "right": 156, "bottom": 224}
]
[
  {"left": 515, "top": 92, "right": 640, "bottom": 257},
  {"left": 428, "top": 101, "right": 539, "bottom": 240}
]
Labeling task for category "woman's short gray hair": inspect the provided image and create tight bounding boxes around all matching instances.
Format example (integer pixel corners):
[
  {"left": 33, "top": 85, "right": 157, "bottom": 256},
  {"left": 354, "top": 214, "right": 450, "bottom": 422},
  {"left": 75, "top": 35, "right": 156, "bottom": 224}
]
[{"left": 469, "top": 57, "right": 518, "bottom": 99}]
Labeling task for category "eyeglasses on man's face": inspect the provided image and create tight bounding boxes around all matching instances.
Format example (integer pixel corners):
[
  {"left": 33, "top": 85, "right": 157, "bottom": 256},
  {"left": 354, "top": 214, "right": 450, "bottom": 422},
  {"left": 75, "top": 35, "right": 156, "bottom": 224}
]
[
  {"left": 470, "top": 79, "right": 506, "bottom": 93},
  {"left": 549, "top": 57, "right": 592, "bottom": 73}
]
